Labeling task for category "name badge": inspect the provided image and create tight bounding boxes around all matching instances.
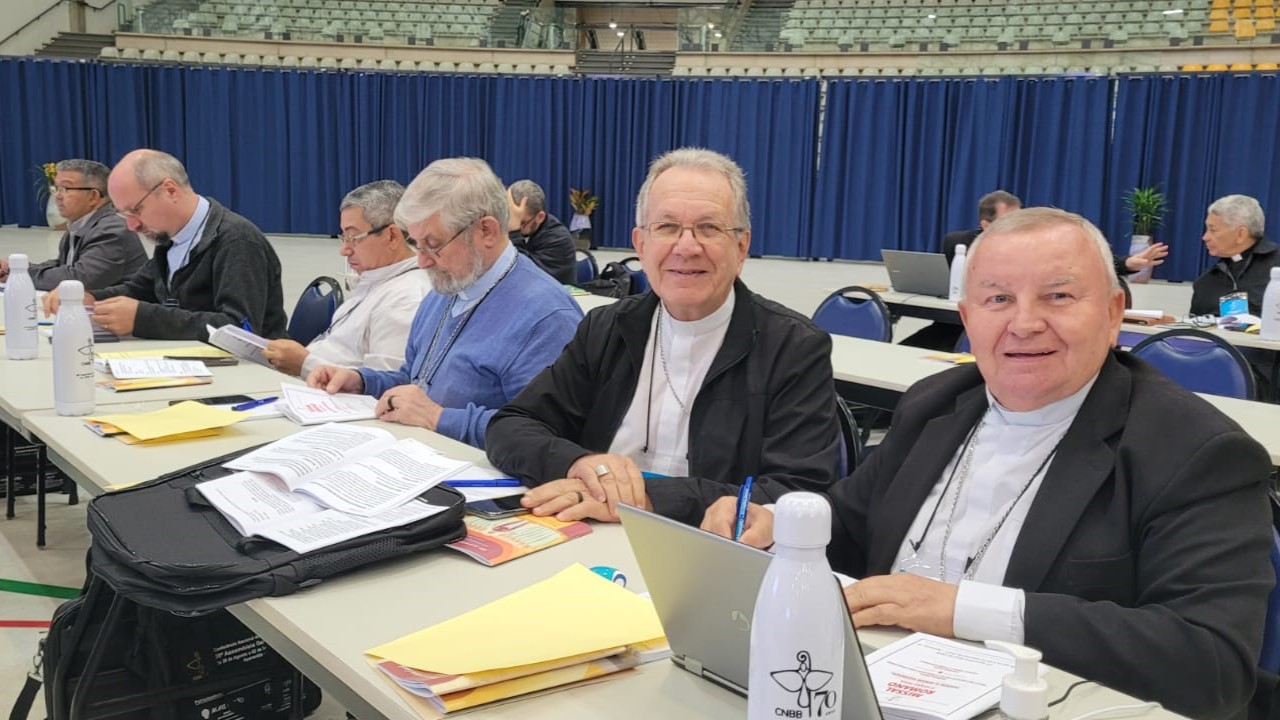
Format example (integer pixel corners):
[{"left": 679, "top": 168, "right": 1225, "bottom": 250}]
[{"left": 1219, "top": 292, "right": 1247, "bottom": 318}]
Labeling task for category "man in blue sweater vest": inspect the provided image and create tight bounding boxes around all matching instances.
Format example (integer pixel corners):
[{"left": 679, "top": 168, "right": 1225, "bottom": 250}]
[{"left": 308, "top": 157, "right": 583, "bottom": 449}]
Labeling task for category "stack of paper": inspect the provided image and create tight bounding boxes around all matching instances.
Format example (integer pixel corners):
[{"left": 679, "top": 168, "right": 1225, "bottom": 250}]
[
  {"left": 94, "top": 345, "right": 233, "bottom": 371},
  {"left": 96, "top": 357, "right": 219, "bottom": 392},
  {"left": 366, "top": 564, "right": 667, "bottom": 716},
  {"left": 866, "top": 633, "right": 1019, "bottom": 720},
  {"left": 278, "top": 383, "right": 378, "bottom": 425},
  {"left": 84, "top": 401, "right": 247, "bottom": 444},
  {"left": 197, "top": 423, "right": 470, "bottom": 552}
]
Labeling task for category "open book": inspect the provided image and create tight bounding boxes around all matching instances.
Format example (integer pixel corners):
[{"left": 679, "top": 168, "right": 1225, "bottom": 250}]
[
  {"left": 207, "top": 323, "right": 269, "bottom": 366},
  {"left": 197, "top": 424, "right": 469, "bottom": 552}
]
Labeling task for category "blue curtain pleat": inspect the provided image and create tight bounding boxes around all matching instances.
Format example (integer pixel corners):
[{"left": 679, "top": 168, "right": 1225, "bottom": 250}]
[{"left": 2, "top": 58, "right": 1278, "bottom": 282}]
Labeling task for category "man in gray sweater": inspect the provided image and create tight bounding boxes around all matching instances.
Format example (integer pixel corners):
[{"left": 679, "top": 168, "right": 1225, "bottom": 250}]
[
  {"left": 0, "top": 159, "right": 145, "bottom": 291},
  {"left": 43, "top": 149, "right": 287, "bottom": 341}
]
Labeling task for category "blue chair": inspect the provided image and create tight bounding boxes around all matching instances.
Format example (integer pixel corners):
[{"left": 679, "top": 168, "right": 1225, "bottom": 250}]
[
  {"left": 812, "top": 286, "right": 894, "bottom": 342},
  {"left": 621, "top": 256, "right": 650, "bottom": 295},
  {"left": 1262, "top": 495, "right": 1280, "bottom": 673},
  {"left": 287, "top": 276, "right": 344, "bottom": 346},
  {"left": 575, "top": 250, "right": 598, "bottom": 285},
  {"left": 834, "top": 396, "right": 865, "bottom": 477},
  {"left": 1129, "top": 328, "right": 1256, "bottom": 400},
  {"left": 954, "top": 331, "right": 971, "bottom": 353}
]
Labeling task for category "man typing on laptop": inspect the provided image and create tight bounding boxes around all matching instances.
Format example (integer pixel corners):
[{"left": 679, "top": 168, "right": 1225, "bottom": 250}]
[{"left": 703, "top": 208, "right": 1273, "bottom": 720}]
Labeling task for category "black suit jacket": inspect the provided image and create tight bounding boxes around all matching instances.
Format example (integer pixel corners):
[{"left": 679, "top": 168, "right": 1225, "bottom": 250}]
[
  {"left": 828, "top": 352, "right": 1272, "bottom": 719},
  {"left": 510, "top": 213, "right": 576, "bottom": 285},
  {"left": 942, "top": 227, "right": 980, "bottom": 267},
  {"left": 28, "top": 204, "right": 146, "bottom": 292}
]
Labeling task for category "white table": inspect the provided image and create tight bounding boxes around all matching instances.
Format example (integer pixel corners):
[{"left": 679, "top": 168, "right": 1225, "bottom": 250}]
[{"left": 21, "top": 406, "right": 1185, "bottom": 719}]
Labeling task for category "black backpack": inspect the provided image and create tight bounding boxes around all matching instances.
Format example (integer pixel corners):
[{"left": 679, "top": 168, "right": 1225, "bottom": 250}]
[{"left": 579, "top": 260, "right": 634, "bottom": 298}]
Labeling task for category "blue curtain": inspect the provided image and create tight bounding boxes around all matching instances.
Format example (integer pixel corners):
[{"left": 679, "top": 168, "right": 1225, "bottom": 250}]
[
  {"left": 812, "top": 76, "right": 1109, "bottom": 261},
  {"left": 674, "top": 78, "right": 821, "bottom": 258},
  {"left": 3, "top": 57, "right": 1277, "bottom": 281}
]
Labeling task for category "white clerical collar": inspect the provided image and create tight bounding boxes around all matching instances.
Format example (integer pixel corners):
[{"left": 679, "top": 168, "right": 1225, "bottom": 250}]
[
  {"left": 986, "top": 373, "right": 1099, "bottom": 427},
  {"left": 660, "top": 291, "right": 735, "bottom": 337},
  {"left": 456, "top": 243, "right": 516, "bottom": 303},
  {"left": 172, "top": 196, "right": 211, "bottom": 249},
  {"left": 356, "top": 256, "right": 418, "bottom": 288}
]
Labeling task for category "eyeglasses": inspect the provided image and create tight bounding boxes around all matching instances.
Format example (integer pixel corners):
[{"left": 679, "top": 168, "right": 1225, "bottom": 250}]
[
  {"left": 413, "top": 218, "right": 477, "bottom": 258},
  {"left": 115, "top": 180, "right": 166, "bottom": 220},
  {"left": 517, "top": 215, "right": 538, "bottom": 235},
  {"left": 643, "top": 222, "right": 744, "bottom": 244},
  {"left": 338, "top": 223, "right": 389, "bottom": 247},
  {"left": 53, "top": 186, "right": 96, "bottom": 195}
]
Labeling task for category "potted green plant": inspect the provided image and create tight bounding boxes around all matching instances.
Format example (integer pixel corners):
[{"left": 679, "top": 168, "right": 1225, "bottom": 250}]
[
  {"left": 569, "top": 188, "right": 599, "bottom": 250},
  {"left": 1123, "top": 185, "right": 1167, "bottom": 283}
]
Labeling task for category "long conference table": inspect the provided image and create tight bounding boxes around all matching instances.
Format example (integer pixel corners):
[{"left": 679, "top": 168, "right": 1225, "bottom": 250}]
[{"left": 0, "top": 291, "right": 1194, "bottom": 719}]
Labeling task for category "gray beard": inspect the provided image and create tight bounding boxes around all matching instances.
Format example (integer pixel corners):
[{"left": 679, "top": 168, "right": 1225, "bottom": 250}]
[{"left": 428, "top": 249, "right": 488, "bottom": 296}]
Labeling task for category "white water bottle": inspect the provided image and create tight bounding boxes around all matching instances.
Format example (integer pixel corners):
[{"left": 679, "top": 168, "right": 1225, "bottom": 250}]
[
  {"left": 52, "top": 280, "right": 95, "bottom": 416},
  {"left": 748, "top": 492, "right": 844, "bottom": 720},
  {"left": 949, "top": 243, "right": 968, "bottom": 301},
  {"left": 5, "top": 253, "right": 39, "bottom": 359},
  {"left": 1261, "top": 267, "right": 1280, "bottom": 341}
]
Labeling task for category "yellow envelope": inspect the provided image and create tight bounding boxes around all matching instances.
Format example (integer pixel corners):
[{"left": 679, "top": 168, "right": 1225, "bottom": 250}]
[
  {"left": 366, "top": 564, "right": 665, "bottom": 675},
  {"left": 95, "top": 346, "right": 231, "bottom": 360},
  {"left": 86, "top": 401, "right": 245, "bottom": 441}
]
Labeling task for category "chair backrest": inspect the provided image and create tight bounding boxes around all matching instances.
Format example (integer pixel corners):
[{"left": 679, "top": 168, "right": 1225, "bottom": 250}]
[
  {"left": 621, "top": 256, "right": 650, "bottom": 295},
  {"left": 834, "top": 396, "right": 864, "bottom": 477},
  {"left": 1262, "top": 495, "right": 1280, "bottom": 672},
  {"left": 811, "top": 285, "right": 894, "bottom": 342},
  {"left": 1128, "top": 328, "right": 1256, "bottom": 400},
  {"left": 287, "top": 276, "right": 344, "bottom": 346},
  {"left": 954, "top": 330, "right": 970, "bottom": 353},
  {"left": 575, "top": 249, "right": 598, "bottom": 285}
]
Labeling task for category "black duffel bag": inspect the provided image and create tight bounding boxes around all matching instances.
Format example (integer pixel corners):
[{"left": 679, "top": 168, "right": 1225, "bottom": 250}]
[{"left": 85, "top": 445, "right": 468, "bottom": 615}]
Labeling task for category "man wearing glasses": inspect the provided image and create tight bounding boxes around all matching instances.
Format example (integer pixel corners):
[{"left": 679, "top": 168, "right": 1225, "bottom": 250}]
[
  {"left": 263, "top": 180, "right": 432, "bottom": 377},
  {"left": 0, "top": 159, "right": 145, "bottom": 291},
  {"left": 43, "top": 149, "right": 287, "bottom": 340},
  {"left": 506, "top": 179, "right": 576, "bottom": 284},
  {"left": 308, "top": 158, "right": 582, "bottom": 450},
  {"left": 486, "top": 148, "right": 841, "bottom": 526}
]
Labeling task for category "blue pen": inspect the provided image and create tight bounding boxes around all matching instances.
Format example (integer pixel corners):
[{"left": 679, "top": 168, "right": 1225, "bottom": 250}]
[
  {"left": 733, "top": 475, "right": 755, "bottom": 542},
  {"left": 444, "top": 478, "right": 523, "bottom": 488},
  {"left": 232, "top": 396, "right": 278, "bottom": 412}
]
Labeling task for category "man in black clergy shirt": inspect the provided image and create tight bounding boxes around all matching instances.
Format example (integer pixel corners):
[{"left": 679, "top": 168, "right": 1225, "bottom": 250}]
[{"left": 706, "top": 207, "right": 1274, "bottom": 720}]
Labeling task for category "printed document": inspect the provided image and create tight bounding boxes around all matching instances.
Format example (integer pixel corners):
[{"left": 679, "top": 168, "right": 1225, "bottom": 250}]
[
  {"left": 279, "top": 383, "right": 378, "bottom": 425},
  {"left": 865, "top": 633, "right": 1015, "bottom": 720}
]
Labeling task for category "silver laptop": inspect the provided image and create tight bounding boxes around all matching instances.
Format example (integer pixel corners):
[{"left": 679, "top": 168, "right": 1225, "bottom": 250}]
[
  {"left": 618, "top": 504, "right": 883, "bottom": 720},
  {"left": 881, "top": 249, "right": 951, "bottom": 298}
]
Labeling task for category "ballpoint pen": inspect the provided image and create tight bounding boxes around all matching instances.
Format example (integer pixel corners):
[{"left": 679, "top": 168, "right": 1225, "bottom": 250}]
[
  {"left": 232, "top": 396, "right": 278, "bottom": 412},
  {"left": 444, "top": 479, "right": 523, "bottom": 488},
  {"left": 733, "top": 475, "right": 755, "bottom": 542}
]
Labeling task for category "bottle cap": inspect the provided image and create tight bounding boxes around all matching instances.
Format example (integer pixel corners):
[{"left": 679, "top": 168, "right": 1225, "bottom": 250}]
[
  {"left": 773, "top": 492, "right": 832, "bottom": 548},
  {"left": 58, "top": 280, "right": 85, "bottom": 303},
  {"left": 986, "top": 641, "right": 1048, "bottom": 720},
  {"left": 1271, "top": 267, "right": 1280, "bottom": 280},
  {"left": 955, "top": 244, "right": 967, "bottom": 255},
  {"left": 8, "top": 253, "right": 28, "bottom": 270}
]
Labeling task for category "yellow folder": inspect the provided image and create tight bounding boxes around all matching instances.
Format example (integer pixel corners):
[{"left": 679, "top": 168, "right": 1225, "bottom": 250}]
[
  {"left": 86, "top": 401, "right": 245, "bottom": 441},
  {"left": 366, "top": 564, "right": 665, "bottom": 675}
]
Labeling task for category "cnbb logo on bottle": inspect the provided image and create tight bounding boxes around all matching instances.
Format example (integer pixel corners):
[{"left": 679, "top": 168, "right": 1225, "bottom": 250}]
[{"left": 767, "top": 651, "right": 839, "bottom": 717}]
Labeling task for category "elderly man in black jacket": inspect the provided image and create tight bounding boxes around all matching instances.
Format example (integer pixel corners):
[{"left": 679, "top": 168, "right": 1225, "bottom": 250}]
[
  {"left": 705, "top": 207, "right": 1273, "bottom": 720},
  {"left": 43, "top": 149, "right": 287, "bottom": 341},
  {"left": 486, "top": 148, "right": 841, "bottom": 525}
]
